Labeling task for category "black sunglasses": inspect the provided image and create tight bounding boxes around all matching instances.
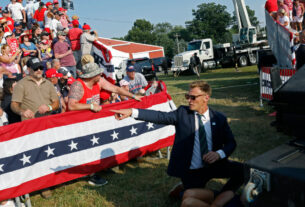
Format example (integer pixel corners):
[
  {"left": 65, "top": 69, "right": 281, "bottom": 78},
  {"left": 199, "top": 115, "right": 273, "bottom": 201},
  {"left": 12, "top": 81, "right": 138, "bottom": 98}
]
[
  {"left": 185, "top": 93, "right": 205, "bottom": 100},
  {"left": 33, "top": 67, "right": 43, "bottom": 71}
]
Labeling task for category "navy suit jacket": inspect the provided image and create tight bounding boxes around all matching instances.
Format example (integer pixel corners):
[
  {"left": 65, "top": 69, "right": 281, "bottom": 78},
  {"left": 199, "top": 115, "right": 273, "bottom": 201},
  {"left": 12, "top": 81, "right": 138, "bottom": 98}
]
[{"left": 137, "top": 106, "right": 236, "bottom": 178}]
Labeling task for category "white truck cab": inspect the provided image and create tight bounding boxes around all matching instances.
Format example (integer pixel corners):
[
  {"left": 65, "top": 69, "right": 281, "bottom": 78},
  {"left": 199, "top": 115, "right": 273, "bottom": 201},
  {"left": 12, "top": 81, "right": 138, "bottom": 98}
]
[{"left": 172, "top": 38, "right": 216, "bottom": 74}]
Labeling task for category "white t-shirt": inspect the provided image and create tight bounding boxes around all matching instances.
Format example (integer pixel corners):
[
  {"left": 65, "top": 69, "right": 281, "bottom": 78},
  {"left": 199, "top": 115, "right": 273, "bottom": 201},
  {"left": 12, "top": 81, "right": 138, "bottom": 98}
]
[
  {"left": 8, "top": 3, "right": 24, "bottom": 21},
  {"left": 279, "top": 15, "right": 290, "bottom": 29},
  {"left": 0, "top": 110, "right": 8, "bottom": 126},
  {"left": 50, "top": 19, "right": 63, "bottom": 34},
  {"left": 25, "top": 1, "right": 36, "bottom": 19},
  {"left": 0, "top": 77, "right": 3, "bottom": 88},
  {"left": 34, "top": 2, "right": 40, "bottom": 11},
  {"left": 44, "top": 12, "right": 53, "bottom": 28}
]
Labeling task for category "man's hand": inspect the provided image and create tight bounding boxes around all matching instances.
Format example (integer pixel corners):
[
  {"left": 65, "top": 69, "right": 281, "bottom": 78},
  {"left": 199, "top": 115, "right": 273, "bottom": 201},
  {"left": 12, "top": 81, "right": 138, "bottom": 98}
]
[
  {"left": 110, "top": 109, "right": 132, "bottom": 120},
  {"left": 0, "top": 108, "right": 3, "bottom": 116},
  {"left": 134, "top": 95, "right": 143, "bottom": 101},
  {"left": 38, "top": 104, "right": 50, "bottom": 114},
  {"left": 203, "top": 151, "right": 220, "bottom": 164},
  {"left": 91, "top": 103, "right": 102, "bottom": 113},
  {"left": 21, "top": 109, "right": 34, "bottom": 119}
]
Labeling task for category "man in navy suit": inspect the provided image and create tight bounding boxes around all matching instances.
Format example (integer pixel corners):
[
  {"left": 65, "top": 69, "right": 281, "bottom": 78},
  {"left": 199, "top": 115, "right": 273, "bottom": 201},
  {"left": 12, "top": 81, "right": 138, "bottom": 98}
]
[{"left": 112, "top": 81, "right": 244, "bottom": 207}]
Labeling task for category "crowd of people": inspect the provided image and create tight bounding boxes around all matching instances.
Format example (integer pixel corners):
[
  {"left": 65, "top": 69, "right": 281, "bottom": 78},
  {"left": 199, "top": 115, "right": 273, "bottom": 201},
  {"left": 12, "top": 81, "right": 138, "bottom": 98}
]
[
  {"left": 266, "top": 0, "right": 305, "bottom": 31},
  {"left": 265, "top": 0, "right": 305, "bottom": 70},
  {"left": 0, "top": 0, "right": 153, "bottom": 205},
  {"left": 0, "top": 0, "right": 151, "bottom": 126}
]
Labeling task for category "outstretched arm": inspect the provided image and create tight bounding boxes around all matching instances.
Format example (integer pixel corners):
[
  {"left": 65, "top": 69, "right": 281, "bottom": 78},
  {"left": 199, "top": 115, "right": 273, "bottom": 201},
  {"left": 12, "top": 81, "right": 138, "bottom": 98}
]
[
  {"left": 111, "top": 108, "right": 178, "bottom": 125},
  {"left": 111, "top": 109, "right": 132, "bottom": 120},
  {"left": 99, "top": 77, "right": 142, "bottom": 101}
]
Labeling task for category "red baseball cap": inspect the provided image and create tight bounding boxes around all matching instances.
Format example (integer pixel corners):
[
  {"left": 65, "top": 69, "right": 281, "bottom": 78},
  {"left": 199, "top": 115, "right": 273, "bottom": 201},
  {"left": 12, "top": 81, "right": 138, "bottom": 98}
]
[
  {"left": 53, "top": 0, "right": 59, "bottom": 4},
  {"left": 83, "top": 24, "right": 91, "bottom": 31},
  {"left": 46, "top": 2, "right": 53, "bottom": 7},
  {"left": 58, "top": 7, "right": 67, "bottom": 12},
  {"left": 72, "top": 20, "right": 79, "bottom": 26},
  {"left": 100, "top": 91, "right": 111, "bottom": 101},
  {"left": 45, "top": 69, "right": 63, "bottom": 78},
  {"left": 67, "top": 77, "right": 76, "bottom": 85}
]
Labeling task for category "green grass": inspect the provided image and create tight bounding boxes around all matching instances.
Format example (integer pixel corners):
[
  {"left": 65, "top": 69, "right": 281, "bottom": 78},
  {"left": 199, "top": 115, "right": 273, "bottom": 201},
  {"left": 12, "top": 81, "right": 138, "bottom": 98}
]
[{"left": 29, "top": 66, "right": 290, "bottom": 207}]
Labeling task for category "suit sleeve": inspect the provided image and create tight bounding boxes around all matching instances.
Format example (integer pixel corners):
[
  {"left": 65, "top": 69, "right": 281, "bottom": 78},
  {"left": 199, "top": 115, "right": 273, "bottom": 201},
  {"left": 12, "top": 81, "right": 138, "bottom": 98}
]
[
  {"left": 221, "top": 117, "right": 236, "bottom": 157},
  {"left": 136, "top": 108, "right": 178, "bottom": 126}
]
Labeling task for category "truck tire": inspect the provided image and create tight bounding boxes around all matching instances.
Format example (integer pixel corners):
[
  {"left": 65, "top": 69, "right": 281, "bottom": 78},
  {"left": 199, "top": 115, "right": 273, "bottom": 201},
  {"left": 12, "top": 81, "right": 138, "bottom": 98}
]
[
  {"left": 201, "top": 61, "right": 208, "bottom": 72},
  {"left": 249, "top": 54, "right": 257, "bottom": 65},
  {"left": 239, "top": 55, "right": 248, "bottom": 67}
]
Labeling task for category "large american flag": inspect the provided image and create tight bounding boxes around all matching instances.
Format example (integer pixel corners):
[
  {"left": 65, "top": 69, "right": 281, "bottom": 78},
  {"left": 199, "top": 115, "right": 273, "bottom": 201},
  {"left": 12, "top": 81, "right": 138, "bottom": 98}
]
[{"left": 0, "top": 84, "right": 176, "bottom": 201}]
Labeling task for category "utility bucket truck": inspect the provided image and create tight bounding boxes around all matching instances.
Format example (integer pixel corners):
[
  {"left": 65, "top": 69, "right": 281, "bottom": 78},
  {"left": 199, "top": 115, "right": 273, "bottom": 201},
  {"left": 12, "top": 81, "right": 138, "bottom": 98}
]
[{"left": 171, "top": 0, "right": 269, "bottom": 76}]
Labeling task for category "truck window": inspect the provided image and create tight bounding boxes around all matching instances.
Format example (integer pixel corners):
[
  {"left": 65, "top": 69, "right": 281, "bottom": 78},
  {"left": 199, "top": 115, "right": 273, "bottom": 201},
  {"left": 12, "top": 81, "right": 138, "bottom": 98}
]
[
  {"left": 203, "top": 42, "right": 210, "bottom": 49},
  {"left": 187, "top": 41, "right": 202, "bottom": 51}
]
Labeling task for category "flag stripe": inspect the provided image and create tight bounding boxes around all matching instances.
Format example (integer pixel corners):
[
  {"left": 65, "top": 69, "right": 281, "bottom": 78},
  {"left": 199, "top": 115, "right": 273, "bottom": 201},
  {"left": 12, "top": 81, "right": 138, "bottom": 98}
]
[
  {"left": 0, "top": 122, "right": 169, "bottom": 175},
  {"left": 0, "top": 101, "right": 171, "bottom": 159},
  {"left": 0, "top": 135, "right": 174, "bottom": 200},
  {"left": 0, "top": 124, "right": 175, "bottom": 190},
  {"left": 0, "top": 91, "right": 169, "bottom": 142}
]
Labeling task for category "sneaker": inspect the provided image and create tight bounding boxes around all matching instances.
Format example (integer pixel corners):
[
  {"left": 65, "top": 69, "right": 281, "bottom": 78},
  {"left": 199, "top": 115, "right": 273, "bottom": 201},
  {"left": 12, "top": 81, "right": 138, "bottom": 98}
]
[
  {"left": 168, "top": 182, "right": 184, "bottom": 198},
  {"left": 88, "top": 174, "right": 108, "bottom": 187}
]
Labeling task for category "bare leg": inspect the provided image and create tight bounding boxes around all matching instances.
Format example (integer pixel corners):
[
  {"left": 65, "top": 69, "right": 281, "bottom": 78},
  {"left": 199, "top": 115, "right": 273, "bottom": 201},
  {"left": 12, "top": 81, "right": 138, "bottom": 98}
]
[
  {"left": 210, "top": 191, "right": 234, "bottom": 207},
  {"left": 181, "top": 188, "right": 214, "bottom": 207},
  {"left": 181, "top": 197, "right": 210, "bottom": 207},
  {"left": 183, "top": 188, "right": 214, "bottom": 203}
]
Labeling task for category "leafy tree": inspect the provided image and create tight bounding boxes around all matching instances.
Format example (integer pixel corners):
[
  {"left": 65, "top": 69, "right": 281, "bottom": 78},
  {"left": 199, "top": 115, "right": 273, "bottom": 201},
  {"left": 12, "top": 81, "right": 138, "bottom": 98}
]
[
  {"left": 153, "top": 22, "right": 176, "bottom": 57},
  {"left": 154, "top": 34, "right": 176, "bottom": 58},
  {"left": 124, "top": 19, "right": 156, "bottom": 44},
  {"left": 185, "top": 3, "right": 233, "bottom": 43},
  {"left": 247, "top": 6, "right": 259, "bottom": 27},
  {"left": 168, "top": 25, "right": 192, "bottom": 42},
  {"left": 154, "top": 22, "right": 173, "bottom": 35},
  {"left": 231, "top": 5, "right": 260, "bottom": 33}
]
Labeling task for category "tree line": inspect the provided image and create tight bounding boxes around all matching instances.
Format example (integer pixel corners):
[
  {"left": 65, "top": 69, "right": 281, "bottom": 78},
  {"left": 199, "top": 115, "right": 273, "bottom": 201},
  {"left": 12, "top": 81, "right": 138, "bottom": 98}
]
[{"left": 115, "top": 3, "right": 259, "bottom": 58}]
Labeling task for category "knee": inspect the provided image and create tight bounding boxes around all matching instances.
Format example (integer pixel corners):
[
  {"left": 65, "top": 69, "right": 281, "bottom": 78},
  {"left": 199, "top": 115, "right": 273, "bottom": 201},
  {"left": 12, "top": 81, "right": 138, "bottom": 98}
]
[
  {"left": 182, "top": 189, "right": 196, "bottom": 200},
  {"left": 181, "top": 197, "right": 196, "bottom": 207}
]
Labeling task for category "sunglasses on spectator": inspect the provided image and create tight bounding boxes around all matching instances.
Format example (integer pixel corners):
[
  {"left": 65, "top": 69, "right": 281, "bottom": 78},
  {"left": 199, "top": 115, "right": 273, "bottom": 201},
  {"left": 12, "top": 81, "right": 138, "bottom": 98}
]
[
  {"left": 185, "top": 93, "right": 205, "bottom": 100},
  {"left": 33, "top": 67, "right": 43, "bottom": 71}
]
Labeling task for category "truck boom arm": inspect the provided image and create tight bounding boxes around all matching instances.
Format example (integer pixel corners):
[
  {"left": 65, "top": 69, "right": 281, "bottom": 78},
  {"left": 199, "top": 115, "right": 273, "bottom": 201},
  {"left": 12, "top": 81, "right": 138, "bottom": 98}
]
[{"left": 232, "top": 0, "right": 252, "bottom": 30}]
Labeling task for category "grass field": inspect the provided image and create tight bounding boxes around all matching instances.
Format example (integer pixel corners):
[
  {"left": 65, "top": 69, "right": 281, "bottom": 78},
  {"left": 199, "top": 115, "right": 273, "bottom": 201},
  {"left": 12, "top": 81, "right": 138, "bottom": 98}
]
[{"left": 30, "top": 66, "right": 290, "bottom": 207}]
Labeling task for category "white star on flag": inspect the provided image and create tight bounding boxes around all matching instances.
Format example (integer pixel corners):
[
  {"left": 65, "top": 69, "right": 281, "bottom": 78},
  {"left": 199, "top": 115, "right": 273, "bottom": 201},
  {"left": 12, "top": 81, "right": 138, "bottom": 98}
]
[
  {"left": 91, "top": 135, "right": 100, "bottom": 145},
  {"left": 0, "top": 164, "right": 4, "bottom": 172},
  {"left": 69, "top": 141, "right": 78, "bottom": 151},
  {"left": 130, "top": 126, "right": 138, "bottom": 135},
  {"left": 20, "top": 154, "right": 31, "bottom": 166},
  {"left": 111, "top": 131, "right": 119, "bottom": 140},
  {"left": 45, "top": 146, "right": 55, "bottom": 157},
  {"left": 146, "top": 122, "right": 154, "bottom": 130}
]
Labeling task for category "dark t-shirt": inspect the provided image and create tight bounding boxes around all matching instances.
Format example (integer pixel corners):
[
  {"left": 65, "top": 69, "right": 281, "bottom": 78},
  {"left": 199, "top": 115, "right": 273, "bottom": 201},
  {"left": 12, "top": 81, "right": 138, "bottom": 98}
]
[{"left": 1, "top": 94, "right": 21, "bottom": 124}]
